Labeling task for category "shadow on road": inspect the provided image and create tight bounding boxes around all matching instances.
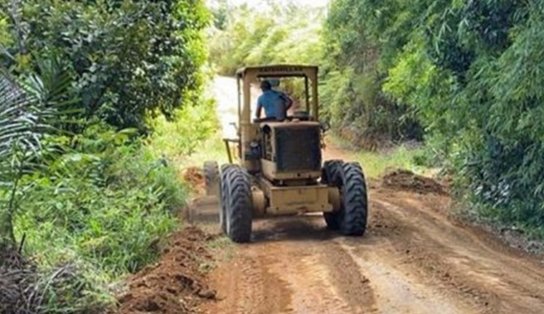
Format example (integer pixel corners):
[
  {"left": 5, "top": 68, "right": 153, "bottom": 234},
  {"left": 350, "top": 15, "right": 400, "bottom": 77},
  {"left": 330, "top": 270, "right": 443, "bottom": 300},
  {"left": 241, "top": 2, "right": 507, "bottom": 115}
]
[
  {"left": 187, "top": 196, "right": 382, "bottom": 245},
  {"left": 251, "top": 215, "right": 341, "bottom": 243}
]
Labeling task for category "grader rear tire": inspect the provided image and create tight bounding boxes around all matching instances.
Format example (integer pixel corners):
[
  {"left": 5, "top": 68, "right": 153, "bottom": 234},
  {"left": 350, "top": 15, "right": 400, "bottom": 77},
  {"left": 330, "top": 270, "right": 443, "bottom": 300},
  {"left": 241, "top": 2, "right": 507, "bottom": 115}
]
[
  {"left": 204, "top": 161, "right": 220, "bottom": 196},
  {"left": 337, "top": 162, "right": 368, "bottom": 236},
  {"left": 222, "top": 165, "right": 252, "bottom": 243},
  {"left": 322, "top": 161, "right": 368, "bottom": 236}
]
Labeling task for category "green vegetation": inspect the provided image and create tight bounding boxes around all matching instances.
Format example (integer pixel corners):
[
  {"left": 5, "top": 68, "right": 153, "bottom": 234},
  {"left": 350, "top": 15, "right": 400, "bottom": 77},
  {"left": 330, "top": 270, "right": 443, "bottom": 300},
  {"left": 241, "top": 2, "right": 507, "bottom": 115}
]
[
  {"left": 1, "top": 0, "right": 208, "bottom": 132},
  {"left": 208, "top": 1, "right": 324, "bottom": 75},
  {"left": 178, "top": 131, "right": 230, "bottom": 168},
  {"left": 321, "top": 1, "right": 424, "bottom": 147},
  {"left": 208, "top": 0, "right": 544, "bottom": 238},
  {"left": 0, "top": 0, "right": 210, "bottom": 312},
  {"left": 356, "top": 147, "right": 423, "bottom": 179},
  {"left": 324, "top": 0, "right": 544, "bottom": 237},
  {"left": 148, "top": 98, "right": 219, "bottom": 166},
  {"left": 329, "top": 135, "right": 424, "bottom": 179}
]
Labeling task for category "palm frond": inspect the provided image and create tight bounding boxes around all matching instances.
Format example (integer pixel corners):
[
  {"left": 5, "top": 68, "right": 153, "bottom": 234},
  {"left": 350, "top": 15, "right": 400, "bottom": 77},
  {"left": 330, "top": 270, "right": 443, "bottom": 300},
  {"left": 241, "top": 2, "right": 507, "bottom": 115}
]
[
  {"left": 0, "top": 56, "right": 79, "bottom": 249},
  {"left": 0, "top": 73, "right": 42, "bottom": 167}
]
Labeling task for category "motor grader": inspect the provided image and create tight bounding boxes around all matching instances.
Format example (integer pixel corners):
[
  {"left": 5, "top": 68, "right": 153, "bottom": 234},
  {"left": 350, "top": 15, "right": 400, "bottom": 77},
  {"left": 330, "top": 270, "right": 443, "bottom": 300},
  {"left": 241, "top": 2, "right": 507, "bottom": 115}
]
[{"left": 204, "top": 65, "right": 368, "bottom": 243}]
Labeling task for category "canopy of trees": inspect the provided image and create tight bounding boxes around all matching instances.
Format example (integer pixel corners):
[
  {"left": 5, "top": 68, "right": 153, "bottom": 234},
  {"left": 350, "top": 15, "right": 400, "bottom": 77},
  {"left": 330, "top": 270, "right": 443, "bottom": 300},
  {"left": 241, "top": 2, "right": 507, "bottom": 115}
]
[
  {"left": 325, "top": 0, "right": 544, "bottom": 235},
  {"left": 208, "top": 1, "right": 324, "bottom": 75},
  {"left": 1, "top": 0, "right": 208, "bottom": 131}
]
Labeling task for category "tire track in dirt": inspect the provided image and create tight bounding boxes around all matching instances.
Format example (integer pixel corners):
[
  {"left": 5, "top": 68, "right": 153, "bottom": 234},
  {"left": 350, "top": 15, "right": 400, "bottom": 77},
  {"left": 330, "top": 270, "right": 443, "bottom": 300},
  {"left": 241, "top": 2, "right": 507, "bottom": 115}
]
[
  {"left": 210, "top": 249, "right": 293, "bottom": 314},
  {"left": 367, "top": 190, "right": 544, "bottom": 314},
  {"left": 203, "top": 217, "right": 376, "bottom": 314},
  {"left": 201, "top": 186, "right": 544, "bottom": 314}
]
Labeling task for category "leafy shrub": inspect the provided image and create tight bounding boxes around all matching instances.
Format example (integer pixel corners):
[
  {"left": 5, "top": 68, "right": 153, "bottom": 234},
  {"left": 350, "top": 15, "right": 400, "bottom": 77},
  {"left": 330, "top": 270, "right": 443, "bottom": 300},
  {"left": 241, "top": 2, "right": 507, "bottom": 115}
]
[
  {"left": 2, "top": 124, "right": 187, "bottom": 312},
  {"left": 15, "top": 126, "right": 185, "bottom": 276},
  {"left": 147, "top": 97, "right": 218, "bottom": 159},
  {"left": 0, "top": 63, "right": 74, "bottom": 251},
  {"left": 321, "top": 0, "right": 423, "bottom": 147},
  {"left": 0, "top": 0, "right": 209, "bottom": 131}
]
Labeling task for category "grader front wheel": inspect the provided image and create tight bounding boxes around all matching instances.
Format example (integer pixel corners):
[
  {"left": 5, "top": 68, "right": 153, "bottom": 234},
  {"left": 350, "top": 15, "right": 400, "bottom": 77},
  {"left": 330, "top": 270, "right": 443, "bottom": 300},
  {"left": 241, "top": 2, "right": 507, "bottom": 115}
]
[
  {"left": 220, "top": 165, "right": 253, "bottom": 243},
  {"left": 337, "top": 163, "right": 368, "bottom": 236},
  {"left": 219, "top": 164, "right": 234, "bottom": 233},
  {"left": 322, "top": 161, "right": 368, "bottom": 236}
]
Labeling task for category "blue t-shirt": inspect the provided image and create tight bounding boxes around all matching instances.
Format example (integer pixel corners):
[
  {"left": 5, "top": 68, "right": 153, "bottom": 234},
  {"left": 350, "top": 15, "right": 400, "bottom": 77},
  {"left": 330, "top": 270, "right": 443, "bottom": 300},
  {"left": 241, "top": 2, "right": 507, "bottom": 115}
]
[{"left": 257, "top": 90, "right": 289, "bottom": 120}]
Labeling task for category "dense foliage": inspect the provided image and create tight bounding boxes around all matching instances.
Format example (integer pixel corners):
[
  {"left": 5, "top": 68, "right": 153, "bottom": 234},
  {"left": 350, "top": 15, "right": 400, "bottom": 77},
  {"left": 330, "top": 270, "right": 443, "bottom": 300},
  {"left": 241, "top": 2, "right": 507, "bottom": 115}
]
[
  {"left": 326, "top": 0, "right": 544, "bottom": 236},
  {"left": 320, "top": 0, "right": 423, "bottom": 148},
  {"left": 208, "top": 1, "right": 324, "bottom": 75},
  {"left": 1, "top": 0, "right": 210, "bottom": 312},
  {"left": 1, "top": 0, "right": 209, "bottom": 131}
]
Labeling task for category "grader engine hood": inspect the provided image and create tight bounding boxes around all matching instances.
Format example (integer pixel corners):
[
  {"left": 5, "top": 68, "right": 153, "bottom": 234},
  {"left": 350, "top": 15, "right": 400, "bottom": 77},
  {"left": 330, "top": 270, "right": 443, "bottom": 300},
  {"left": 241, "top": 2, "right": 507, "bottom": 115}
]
[{"left": 260, "top": 121, "right": 322, "bottom": 181}]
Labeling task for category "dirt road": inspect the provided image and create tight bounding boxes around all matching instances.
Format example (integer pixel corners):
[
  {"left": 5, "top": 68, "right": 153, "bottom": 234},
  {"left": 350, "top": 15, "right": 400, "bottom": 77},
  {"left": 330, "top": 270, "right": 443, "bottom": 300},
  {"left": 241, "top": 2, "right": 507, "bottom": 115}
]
[
  {"left": 194, "top": 77, "right": 544, "bottom": 314},
  {"left": 196, "top": 168, "right": 544, "bottom": 313}
]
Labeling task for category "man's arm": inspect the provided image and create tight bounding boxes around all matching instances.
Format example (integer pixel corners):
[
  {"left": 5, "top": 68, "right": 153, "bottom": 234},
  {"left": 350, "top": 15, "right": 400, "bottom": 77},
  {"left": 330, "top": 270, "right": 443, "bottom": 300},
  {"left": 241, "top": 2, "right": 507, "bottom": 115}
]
[
  {"left": 280, "top": 93, "right": 293, "bottom": 110},
  {"left": 286, "top": 95, "right": 293, "bottom": 110}
]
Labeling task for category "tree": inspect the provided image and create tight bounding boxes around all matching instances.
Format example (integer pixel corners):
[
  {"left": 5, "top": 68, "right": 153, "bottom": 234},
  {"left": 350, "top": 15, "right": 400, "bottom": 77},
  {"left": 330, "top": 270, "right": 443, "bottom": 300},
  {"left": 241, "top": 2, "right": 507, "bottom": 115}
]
[
  {"left": 321, "top": 0, "right": 423, "bottom": 147},
  {"left": 326, "top": 0, "right": 544, "bottom": 235},
  {"left": 0, "top": 0, "right": 209, "bottom": 132}
]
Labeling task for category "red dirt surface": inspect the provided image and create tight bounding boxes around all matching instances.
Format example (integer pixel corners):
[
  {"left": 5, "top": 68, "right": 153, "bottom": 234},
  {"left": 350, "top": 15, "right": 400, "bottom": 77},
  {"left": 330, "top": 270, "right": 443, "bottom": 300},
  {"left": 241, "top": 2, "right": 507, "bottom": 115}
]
[
  {"left": 182, "top": 167, "right": 205, "bottom": 192},
  {"left": 117, "top": 226, "right": 216, "bottom": 314},
  {"left": 197, "top": 76, "right": 544, "bottom": 314},
  {"left": 382, "top": 169, "right": 447, "bottom": 195}
]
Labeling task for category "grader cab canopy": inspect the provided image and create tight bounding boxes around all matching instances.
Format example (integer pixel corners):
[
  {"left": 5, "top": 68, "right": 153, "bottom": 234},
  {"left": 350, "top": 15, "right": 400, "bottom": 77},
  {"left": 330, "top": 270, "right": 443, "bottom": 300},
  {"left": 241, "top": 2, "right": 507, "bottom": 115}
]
[{"left": 235, "top": 65, "right": 320, "bottom": 122}]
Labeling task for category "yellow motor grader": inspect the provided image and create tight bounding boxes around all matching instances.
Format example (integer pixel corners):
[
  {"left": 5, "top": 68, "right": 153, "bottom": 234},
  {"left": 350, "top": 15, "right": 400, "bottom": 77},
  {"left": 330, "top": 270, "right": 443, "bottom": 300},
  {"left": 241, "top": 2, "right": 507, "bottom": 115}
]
[{"left": 204, "top": 65, "right": 368, "bottom": 243}]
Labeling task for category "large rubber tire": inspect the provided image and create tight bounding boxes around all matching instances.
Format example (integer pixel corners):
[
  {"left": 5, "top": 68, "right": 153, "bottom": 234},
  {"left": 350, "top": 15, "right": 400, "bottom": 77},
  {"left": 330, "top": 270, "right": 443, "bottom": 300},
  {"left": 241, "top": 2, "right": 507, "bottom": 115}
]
[
  {"left": 321, "top": 160, "right": 343, "bottom": 185},
  {"left": 219, "top": 164, "right": 235, "bottom": 233},
  {"left": 223, "top": 165, "right": 253, "bottom": 243},
  {"left": 204, "top": 161, "right": 220, "bottom": 196},
  {"left": 336, "top": 162, "right": 368, "bottom": 236},
  {"left": 321, "top": 160, "right": 344, "bottom": 230}
]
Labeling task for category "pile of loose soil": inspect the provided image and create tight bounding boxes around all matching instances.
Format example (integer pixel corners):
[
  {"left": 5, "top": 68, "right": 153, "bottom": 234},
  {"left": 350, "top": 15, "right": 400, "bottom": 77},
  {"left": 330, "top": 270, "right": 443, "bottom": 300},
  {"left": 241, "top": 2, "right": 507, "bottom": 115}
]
[
  {"left": 381, "top": 169, "right": 447, "bottom": 195},
  {"left": 117, "top": 226, "right": 216, "bottom": 314},
  {"left": 182, "top": 167, "right": 205, "bottom": 192}
]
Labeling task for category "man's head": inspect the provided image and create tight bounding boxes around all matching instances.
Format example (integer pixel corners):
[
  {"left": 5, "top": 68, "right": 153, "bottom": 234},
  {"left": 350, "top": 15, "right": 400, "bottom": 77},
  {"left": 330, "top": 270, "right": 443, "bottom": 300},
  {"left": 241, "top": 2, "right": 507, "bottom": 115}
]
[{"left": 260, "top": 80, "right": 272, "bottom": 91}]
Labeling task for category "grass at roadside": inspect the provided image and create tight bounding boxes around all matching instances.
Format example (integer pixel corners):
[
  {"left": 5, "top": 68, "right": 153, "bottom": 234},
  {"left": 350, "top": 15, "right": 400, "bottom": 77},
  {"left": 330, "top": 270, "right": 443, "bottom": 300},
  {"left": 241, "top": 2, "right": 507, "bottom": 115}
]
[
  {"left": 6, "top": 99, "right": 220, "bottom": 313},
  {"left": 178, "top": 132, "right": 229, "bottom": 169},
  {"left": 356, "top": 147, "right": 426, "bottom": 179},
  {"left": 11, "top": 126, "right": 187, "bottom": 312},
  {"left": 328, "top": 134, "right": 427, "bottom": 179}
]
